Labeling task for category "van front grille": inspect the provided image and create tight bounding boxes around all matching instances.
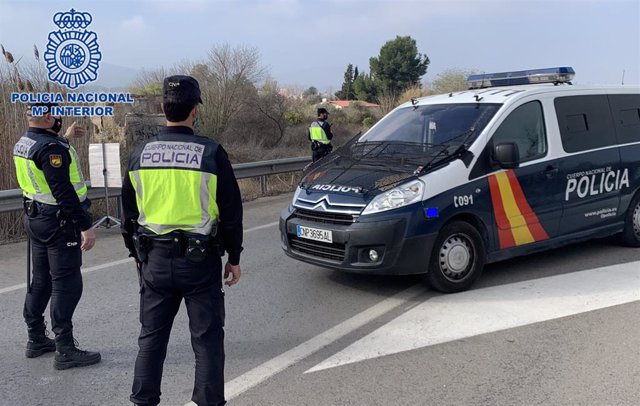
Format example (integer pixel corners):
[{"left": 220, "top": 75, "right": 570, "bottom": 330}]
[
  {"left": 293, "top": 208, "right": 355, "bottom": 225},
  {"left": 289, "top": 236, "right": 346, "bottom": 262}
]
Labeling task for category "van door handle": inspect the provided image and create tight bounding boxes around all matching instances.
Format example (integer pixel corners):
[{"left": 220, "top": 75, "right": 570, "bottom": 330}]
[{"left": 544, "top": 165, "right": 559, "bottom": 178}]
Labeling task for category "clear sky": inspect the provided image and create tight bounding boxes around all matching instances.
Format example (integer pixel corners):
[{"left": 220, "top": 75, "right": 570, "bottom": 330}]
[{"left": 1, "top": 0, "right": 639, "bottom": 91}]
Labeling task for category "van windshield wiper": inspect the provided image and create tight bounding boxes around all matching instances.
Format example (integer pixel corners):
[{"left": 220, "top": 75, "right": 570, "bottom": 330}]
[{"left": 417, "top": 128, "right": 477, "bottom": 174}]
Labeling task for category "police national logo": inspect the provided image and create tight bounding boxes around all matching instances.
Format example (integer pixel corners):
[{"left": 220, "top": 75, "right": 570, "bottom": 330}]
[{"left": 44, "top": 9, "right": 102, "bottom": 90}]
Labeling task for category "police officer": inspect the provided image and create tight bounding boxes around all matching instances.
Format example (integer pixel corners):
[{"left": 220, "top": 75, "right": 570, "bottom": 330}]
[
  {"left": 12, "top": 103, "right": 101, "bottom": 370},
  {"left": 121, "top": 75, "right": 243, "bottom": 406},
  {"left": 309, "top": 107, "right": 334, "bottom": 162}
]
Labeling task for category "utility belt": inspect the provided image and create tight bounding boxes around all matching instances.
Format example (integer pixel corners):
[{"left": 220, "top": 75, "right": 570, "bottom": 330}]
[
  {"left": 24, "top": 199, "right": 59, "bottom": 218},
  {"left": 23, "top": 198, "right": 90, "bottom": 231},
  {"left": 311, "top": 141, "right": 332, "bottom": 151},
  {"left": 133, "top": 231, "right": 224, "bottom": 264}
]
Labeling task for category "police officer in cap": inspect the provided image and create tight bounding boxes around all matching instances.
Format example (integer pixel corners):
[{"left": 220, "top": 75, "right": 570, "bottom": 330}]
[
  {"left": 121, "top": 75, "right": 243, "bottom": 406},
  {"left": 309, "top": 107, "right": 334, "bottom": 162},
  {"left": 12, "top": 103, "right": 101, "bottom": 369}
]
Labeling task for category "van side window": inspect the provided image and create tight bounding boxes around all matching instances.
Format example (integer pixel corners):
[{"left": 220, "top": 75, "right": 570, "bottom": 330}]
[
  {"left": 608, "top": 94, "right": 640, "bottom": 144},
  {"left": 491, "top": 100, "right": 547, "bottom": 162},
  {"left": 554, "top": 95, "right": 617, "bottom": 152}
]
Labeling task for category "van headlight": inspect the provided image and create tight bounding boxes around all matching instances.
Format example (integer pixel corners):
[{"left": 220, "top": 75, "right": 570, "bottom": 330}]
[
  {"left": 362, "top": 179, "right": 425, "bottom": 215},
  {"left": 291, "top": 186, "right": 303, "bottom": 208}
]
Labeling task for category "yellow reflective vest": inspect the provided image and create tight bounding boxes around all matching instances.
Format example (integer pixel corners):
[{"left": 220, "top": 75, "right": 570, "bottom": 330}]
[
  {"left": 128, "top": 131, "right": 220, "bottom": 236},
  {"left": 13, "top": 130, "right": 87, "bottom": 205},
  {"left": 309, "top": 121, "right": 331, "bottom": 144}
]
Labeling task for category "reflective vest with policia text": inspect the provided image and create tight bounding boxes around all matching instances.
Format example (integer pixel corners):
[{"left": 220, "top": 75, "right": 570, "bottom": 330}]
[
  {"left": 128, "top": 133, "right": 220, "bottom": 236},
  {"left": 13, "top": 131, "right": 87, "bottom": 205},
  {"left": 309, "top": 121, "right": 331, "bottom": 145}
]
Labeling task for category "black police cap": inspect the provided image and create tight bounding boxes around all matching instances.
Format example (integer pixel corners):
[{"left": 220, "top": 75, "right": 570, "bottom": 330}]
[
  {"left": 317, "top": 107, "right": 329, "bottom": 115},
  {"left": 163, "top": 75, "right": 203, "bottom": 105}
]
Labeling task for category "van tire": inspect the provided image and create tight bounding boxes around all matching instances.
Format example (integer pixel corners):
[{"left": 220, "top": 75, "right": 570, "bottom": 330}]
[
  {"left": 426, "top": 221, "right": 485, "bottom": 293},
  {"left": 619, "top": 192, "right": 640, "bottom": 247}
]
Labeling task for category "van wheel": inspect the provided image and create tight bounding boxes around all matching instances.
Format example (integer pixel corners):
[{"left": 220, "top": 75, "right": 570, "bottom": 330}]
[
  {"left": 619, "top": 193, "right": 640, "bottom": 247},
  {"left": 426, "top": 221, "right": 485, "bottom": 293}
]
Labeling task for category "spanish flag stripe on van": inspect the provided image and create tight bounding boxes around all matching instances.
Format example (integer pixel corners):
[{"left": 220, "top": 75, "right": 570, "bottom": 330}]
[
  {"left": 489, "top": 170, "right": 549, "bottom": 249},
  {"left": 488, "top": 174, "right": 517, "bottom": 249},
  {"left": 505, "top": 170, "right": 550, "bottom": 241},
  {"left": 495, "top": 172, "right": 535, "bottom": 245}
]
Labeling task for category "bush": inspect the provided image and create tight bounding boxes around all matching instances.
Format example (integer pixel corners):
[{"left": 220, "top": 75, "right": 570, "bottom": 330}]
[
  {"left": 284, "top": 110, "right": 306, "bottom": 126},
  {"left": 362, "top": 116, "right": 376, "bottom": 127}
]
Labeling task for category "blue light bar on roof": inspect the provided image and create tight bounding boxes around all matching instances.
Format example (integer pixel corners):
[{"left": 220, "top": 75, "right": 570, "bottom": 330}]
[{"left": 467, "top": 67, "right": 575, "bottom": 89}]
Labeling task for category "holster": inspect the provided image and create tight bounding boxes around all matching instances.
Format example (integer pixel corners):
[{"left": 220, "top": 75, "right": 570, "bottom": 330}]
[
  {"left": 56, "top": 210, "right": 78, "bottom": 238},
  {"left": 133, "top": 234, "right": 150, "bottom": 263},
  {"left": 208, "top": 220, "right": 225, "bottom": 257},
  {"left": 24, "top": 200, "right": 38, "bottom": 218},
  {"left": 312, "top": 141, "right": 332, "bottom": 152},
  {"left": 210, "top": 235, "right": 225, "bottom": 257}
]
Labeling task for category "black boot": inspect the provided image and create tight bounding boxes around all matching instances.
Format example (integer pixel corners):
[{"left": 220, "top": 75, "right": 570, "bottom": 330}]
[
  {"left": 25, "top": 324, "right": 56, "bottom": 358},
  {"left": 54, "top": 332, "right": 101, "bottom": 370}
]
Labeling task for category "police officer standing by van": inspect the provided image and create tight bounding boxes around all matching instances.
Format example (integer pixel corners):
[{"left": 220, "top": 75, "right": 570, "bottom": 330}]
[
  {"left": 309, "top": 107, "right": 334, "bottom": 162},
  {"left": 13, "top": 103, "right": 101, "bottom": 370},
  {"left": 121, "top": 75, "right": 243, "bottom": 406}
]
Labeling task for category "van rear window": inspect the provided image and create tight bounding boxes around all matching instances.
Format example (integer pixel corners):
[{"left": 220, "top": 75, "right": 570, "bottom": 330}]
[
  {"left": 555, "top": 95, "right": 617, "bottom": 153},
  {"left": 609, "top": 94, "right": 640, "bottom": 144}
]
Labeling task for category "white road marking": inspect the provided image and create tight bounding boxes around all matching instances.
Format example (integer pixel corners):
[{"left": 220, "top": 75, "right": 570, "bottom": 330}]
[
  {"left": 222, "top": 285, "right": 424, "bottom": 400},
  {"left": 307, "top": 260, "right": 640, "bottom": 373},
  {"left": 0, "top": 258, "right": 133, "bottom": 295},
  {"left": 0, "top": 221, "right": 279, "bottom": 296},
  {"left": 245, "top": 221, "right": 278, "bottom": 233}
]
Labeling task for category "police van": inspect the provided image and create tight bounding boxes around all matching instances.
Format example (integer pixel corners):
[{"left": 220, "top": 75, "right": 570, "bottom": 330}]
[{"left": 280, "top": 67, "right": 640, "bottom": 292}]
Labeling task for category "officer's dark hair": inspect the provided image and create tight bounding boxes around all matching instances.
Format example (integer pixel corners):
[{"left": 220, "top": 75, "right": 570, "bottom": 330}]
[{"left": 163, "top": 101, "right": 197, "bottom": 122}]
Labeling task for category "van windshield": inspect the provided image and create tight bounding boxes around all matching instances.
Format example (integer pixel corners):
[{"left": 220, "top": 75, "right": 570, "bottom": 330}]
[{"left": 360, "top": 103, "right": 501, "bottom": 145}]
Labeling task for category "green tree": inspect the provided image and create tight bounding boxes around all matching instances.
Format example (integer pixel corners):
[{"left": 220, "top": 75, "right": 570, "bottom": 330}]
[
  {"left": 431, "top": 68, "right": 476, "bottom": 94},
  {"left": 302, "top": 86, "right": 321, "bottom": 104},
  {"left": 353, "top": 72, "right": 379, "bottom": 102},
  {"left": 336, "top": 63, "right": 356, "bottom": 100},
  {"left": 369, "top": 36, "right": 429, "bottom": 95},
  {"left": 302, "top": 86, "right": 318, "bottom": 98}
]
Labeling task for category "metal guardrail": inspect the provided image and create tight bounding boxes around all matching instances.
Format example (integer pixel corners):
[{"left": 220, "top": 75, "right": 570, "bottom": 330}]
[{"left": 0, "top": 157, "right": 310, "bottom": 214}]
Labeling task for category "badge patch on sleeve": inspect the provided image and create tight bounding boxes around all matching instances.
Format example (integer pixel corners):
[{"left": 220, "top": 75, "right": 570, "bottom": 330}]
[{"left": 49, "top": 154, "right": 62, "bottom": 168}]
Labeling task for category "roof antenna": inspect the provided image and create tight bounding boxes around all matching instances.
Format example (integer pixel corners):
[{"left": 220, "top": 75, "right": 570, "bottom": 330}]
[
  {"left": 474, "top": 94, "right": 483, "bottom": 102},
  {"left": 411, "top": 97, "right": 419, "bottom": 110},
  {"left": 621, "top": 69, "right": 626, "bottom": 85}
]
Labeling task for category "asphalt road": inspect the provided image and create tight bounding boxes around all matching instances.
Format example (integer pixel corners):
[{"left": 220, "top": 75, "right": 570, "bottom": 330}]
[{"left": 0, "top": 193, "right": 638, "bottom": 406}]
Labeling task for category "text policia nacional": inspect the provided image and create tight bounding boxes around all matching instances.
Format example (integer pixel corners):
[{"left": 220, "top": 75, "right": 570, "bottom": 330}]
[{"left": 11, "top": 92, "right": 135, "bottom": 117}]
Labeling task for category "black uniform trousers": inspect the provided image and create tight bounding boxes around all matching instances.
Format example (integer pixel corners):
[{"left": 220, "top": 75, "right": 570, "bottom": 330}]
[
  {"left": 311, "top": 143, "right": 332, "bottom": 162},
  {"left": 23, "top": 212, "right": 83, "bottom": 336},
  {"left": 131, "top": 241, "right": 226, "bottom": 406}
]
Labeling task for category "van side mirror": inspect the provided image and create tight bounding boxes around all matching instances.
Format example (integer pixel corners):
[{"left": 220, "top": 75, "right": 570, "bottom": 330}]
[{"left": 494, "top": 142, "right": 520, "bottom": 169}]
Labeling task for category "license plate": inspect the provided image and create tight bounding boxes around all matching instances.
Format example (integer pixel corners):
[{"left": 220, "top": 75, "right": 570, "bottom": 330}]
[{"left": 296, "top": 225, "right": 333, "bottom": 243}]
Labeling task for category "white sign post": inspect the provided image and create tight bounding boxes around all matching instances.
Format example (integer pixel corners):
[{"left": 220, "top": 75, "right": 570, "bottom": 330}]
[{"left": 88, "top": 143, "right": 122, "bottom": 228}]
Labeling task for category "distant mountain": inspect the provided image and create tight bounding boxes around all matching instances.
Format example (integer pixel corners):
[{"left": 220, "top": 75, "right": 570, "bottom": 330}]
[{"left": 89, "top": 63, "right": 141, "bottom": 91}]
